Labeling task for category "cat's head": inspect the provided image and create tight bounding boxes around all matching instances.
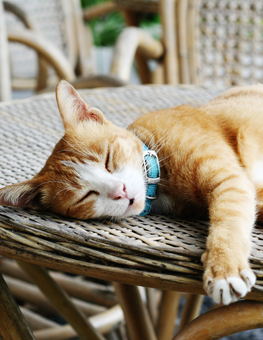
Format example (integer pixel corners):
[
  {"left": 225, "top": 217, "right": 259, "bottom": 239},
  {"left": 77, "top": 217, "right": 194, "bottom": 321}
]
[{"left": 0, "top": 81, "right": 146, "bottom": 219}]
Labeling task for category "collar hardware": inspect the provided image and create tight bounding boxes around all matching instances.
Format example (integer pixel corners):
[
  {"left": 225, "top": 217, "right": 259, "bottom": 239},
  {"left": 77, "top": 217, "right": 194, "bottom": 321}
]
[
  {"left": 146, "top": 177, "right": 160, "bottom": 185},
  {"left": 140, "top": 144, "right": 160, "bottom": 216}
]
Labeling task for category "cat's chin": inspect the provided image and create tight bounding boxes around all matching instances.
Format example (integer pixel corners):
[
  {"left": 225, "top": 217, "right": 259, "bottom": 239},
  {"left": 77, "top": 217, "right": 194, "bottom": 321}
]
[
  {"left": 104, "top": 198, "right": 145, "bottom": 220},
  {"left": 122, "top": 204, "right": 144, "bottom": 218}
]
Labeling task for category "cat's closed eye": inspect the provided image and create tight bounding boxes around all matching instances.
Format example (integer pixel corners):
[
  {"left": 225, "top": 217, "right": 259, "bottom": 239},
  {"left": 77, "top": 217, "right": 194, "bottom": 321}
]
[
  {"left": 105, "top": 149, "right": 111, "bottom": 173},
  {"left": 76, "top": 190, "right": 99, "bottom": 205}
]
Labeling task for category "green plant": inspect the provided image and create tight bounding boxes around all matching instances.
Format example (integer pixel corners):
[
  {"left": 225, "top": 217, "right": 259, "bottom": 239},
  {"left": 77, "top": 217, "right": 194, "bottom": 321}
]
[
  {"left": 82, "top": 0, "right": 161, "bottom": 47},
  {"left": 88, "top": 11, "right": 125, "bottom": 46}
]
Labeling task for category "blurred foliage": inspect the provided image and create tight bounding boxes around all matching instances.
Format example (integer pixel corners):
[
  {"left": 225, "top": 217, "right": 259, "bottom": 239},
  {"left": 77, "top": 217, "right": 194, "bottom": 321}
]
[{"left": 81, "top": 0, "right": 161, "bottom": 46}]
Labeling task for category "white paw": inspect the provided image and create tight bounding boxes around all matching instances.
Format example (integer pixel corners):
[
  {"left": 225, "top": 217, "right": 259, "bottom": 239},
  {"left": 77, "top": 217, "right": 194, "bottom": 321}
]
[
  {"left": 206, "top": 270, "right": 256, "bottom": 305},
  {"left": 240, "top": 269, "right": 256, "bottom": 291}
]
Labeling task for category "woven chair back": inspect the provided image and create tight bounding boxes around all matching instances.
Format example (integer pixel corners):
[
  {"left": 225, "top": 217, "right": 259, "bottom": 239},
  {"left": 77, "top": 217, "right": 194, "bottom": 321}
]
[
  {"left": 6, "top": 0, "right": 70, "bottom": 80},
  {"left": 180, "top": 0, "right": 263, "bottom": 86},
  {"left": 5, "top": 0, "right": 94, "bottom": 86}
]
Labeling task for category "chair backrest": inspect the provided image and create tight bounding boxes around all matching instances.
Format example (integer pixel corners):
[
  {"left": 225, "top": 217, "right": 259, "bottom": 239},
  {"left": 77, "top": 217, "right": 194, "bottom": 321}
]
[
  {"left": 0, "top": 0, "right": 11, "bottom": 101},
  {"left": 179, "top": 0, "right": 263, "bottom": 86},
  {"left": 5, "top": 0, "right": 94, "bottom": 83}
]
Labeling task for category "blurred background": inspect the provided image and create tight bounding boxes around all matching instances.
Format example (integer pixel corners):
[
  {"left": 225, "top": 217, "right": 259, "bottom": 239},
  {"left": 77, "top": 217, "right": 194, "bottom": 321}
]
[{"left": 81, "top": 0, "right": 160, "bottom": 82}]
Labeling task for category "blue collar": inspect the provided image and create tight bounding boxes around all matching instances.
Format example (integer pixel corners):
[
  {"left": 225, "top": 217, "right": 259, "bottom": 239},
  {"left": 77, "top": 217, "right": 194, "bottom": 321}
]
[{"left": 140, "top": 143, "right": 160, "bottom": 216}]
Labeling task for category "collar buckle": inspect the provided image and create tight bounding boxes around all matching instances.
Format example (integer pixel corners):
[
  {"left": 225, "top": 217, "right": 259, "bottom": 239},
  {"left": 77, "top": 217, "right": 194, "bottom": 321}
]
[
  {"left": 143, "top": 150, "right": 160, "bottom": 187},
  {"left": 140, "top": 145, "right": 161, "bottom": 216}
]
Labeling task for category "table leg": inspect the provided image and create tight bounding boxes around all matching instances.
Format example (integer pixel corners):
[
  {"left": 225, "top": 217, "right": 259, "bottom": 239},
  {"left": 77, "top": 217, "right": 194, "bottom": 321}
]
[
  {"left": 177, "top": 294, "right": 204, "bottom": 332},
  {"left": 0, "top": 272, "right": 35, "bottom": 340},
  {"left": 146, "top": 288, "right": 160, "bottom": 328},
  {"left": 17, "top": 260, "right": 105, "bottom": 340},
  {"left": 157, "top": 291, "right": 180, "bottom": 340},
  {"left": 173, "top": 300, "right": 263, "bottom": 340},
  {"left": 113, "top": 283, "right": 157, "bottom": 340}
]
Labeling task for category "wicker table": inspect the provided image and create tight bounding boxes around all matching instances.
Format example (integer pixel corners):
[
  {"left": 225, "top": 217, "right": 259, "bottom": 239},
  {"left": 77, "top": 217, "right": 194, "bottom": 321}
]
[{"left": 1, "top": 84, "right": 263, "bottom": 340}]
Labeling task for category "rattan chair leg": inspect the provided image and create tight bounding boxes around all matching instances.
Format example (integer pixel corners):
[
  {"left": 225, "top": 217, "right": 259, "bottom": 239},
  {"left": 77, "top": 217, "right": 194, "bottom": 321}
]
[
  {"left": 0, "top": 0, "right": 11, "bottom": 101},
  {"left": 113, "top": 283, "right": 157, "bottom": 340},
  {"left": 0, "top": 272, "right": 35, "bottom": 340},
  {"left": 3, "top": 275, "right": 59, "bottom": 313},
  {"left": 36, "top": 58, "right": 49, "bottom": 91},
  {"left": 160, "top": 0, "right": 179, "bottom": 84},
  {"left": 157, "top": 291, "right": 181, "bottom": 340},
  {"left": 122, "top": 10, "right": 152, "bottom": 84},
  {"left": 173, "top": 300, "right": 263, "bottom": 340},
  {"left": 111, "top": 25, "right": 163, "bottom": 83},
  {"left": 0, "top": 259, "right": 117, "bottom": 307},
  {"left": 177, "top": 0, "right": 190, "bottom": 84},
  {"left": 19, "top": 306, "right": 58, "bottom": 331},
  {"left": 17, "top": 260, "right": 105, "bottom": 340},
  {"left": 33, "top": 304, "right": 123, "bottom": 340},
  {"left": 3, "top": 274, "right": 105, "bottom": 316},
  {"left": 187, "top": 0, "right": 200, "bottom": 84},
  {"left": 146, "top": 288, "right": 160, "bottom": 328},
  {"left": 177, "top": 294, "right": 204, "bottom": 332}
]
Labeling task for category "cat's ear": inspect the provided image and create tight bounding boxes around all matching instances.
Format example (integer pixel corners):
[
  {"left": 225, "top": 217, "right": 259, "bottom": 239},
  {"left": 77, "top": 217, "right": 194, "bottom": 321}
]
[
  {"left": 56, "top": 80, "right": 106, "bottom": 130},
  {"left": 0, "top": 178, "right": 44, "bottom": 210}
]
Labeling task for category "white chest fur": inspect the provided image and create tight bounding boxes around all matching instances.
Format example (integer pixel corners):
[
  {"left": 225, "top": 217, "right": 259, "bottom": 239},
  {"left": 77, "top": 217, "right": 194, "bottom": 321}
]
[{"left": 252, "top": 160, "right": 263, "bottom": 184}]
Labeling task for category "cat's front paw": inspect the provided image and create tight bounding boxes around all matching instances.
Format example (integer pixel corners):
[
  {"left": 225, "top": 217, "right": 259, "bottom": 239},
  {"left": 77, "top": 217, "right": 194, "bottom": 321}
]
[
  {"left": 205, "top": 269, "right": 256, "bottom": 305},
  {"left": 202, "top": 252, "right": 256, "bottom": 305}
]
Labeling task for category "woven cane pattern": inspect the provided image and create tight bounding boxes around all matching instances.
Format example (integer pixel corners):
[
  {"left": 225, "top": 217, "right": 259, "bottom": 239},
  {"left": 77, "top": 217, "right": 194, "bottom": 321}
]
[
  {"left": 195, "top": 0, "right": 263, "bottom": 86},
  {"left": 5, "top": 0, "right": 67, "bottom": 79},
  {"left": 1, "top": 85, "right": 263, "bottom": 295}
]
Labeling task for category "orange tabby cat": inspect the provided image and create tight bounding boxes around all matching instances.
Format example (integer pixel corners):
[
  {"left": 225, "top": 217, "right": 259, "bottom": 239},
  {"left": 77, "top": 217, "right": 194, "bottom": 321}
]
[{"left": 1, "top": 80, "right": 263, "bottom": 305}]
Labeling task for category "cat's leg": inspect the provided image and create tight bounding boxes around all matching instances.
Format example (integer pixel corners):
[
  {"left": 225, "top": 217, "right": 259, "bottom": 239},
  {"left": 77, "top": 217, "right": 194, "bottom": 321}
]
[
  {"left": 255, "top": 186, "right": 263, "bottom": 222},
  {"left": 201, "top": 168, "right": 256, "bottom": 305}
]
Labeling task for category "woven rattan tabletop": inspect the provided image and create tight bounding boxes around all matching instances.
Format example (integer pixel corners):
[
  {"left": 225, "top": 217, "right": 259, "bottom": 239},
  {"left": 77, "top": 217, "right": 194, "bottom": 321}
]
[{"left": 1, "top": 84, "right": 263, "bottom": 299}]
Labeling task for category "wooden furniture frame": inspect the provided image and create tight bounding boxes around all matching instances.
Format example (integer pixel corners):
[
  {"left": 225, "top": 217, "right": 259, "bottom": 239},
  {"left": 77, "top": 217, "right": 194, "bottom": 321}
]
[
  {"left": 177, "top": 0, "right": 263, "bottom": 86},
  {"left": 1, "top": 84, "right": 263, "bottom": 339},
  {"left": 114, "top": 0, "right": 179, "bottom": 85},
  {"left": 2, "top": 0, "right": 164, "bottom": 97},
  {"left": 0, "top": 0, "right": 11, "bottom": 101}
]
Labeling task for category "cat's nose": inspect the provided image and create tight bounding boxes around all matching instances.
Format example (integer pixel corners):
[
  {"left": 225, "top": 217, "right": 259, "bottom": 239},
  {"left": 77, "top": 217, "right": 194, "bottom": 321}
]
[{"left": 109, "top": 184, "right": 128, "bottom": 200}]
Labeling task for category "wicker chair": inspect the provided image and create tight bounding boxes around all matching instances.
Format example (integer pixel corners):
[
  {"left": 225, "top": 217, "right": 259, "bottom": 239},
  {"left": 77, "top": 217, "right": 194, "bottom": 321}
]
[
  {"left": 177, "top": 0, "right": 263, "bottom": 86},
  {"left": 114, "top": 0, "right": 180, "bottom": 85},
  {"left": 116, "top": 0, "right": 263, "bottom": 87},
  {"left": 2, "top": 0, "right": 145, "bottom": 98},
  {"left": 0, "top": 0, "right": 11, "bottom": 101}
]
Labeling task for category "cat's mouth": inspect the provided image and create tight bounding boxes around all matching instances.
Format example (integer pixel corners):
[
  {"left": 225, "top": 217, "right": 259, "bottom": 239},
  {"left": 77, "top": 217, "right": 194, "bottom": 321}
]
[
  {"left": 129, "top": 198, "right": 135, "bottom": 206},
  {"left": 122, "top": 192, "right": 145, "bottom": 217}
]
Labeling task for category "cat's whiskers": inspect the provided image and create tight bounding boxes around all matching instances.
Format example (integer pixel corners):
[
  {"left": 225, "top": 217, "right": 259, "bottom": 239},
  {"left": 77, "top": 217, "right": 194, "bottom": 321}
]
[
  {"left": 60, "top": 175, "right": 76, "bottom": 186},
  {"left": 72, "top": 136, "right": 91, "bottom": 158},
  {"left": 58, "top": 149, "right": 88, "bottom": 158},
  {"left": 152, "top": 135, "right": 170, "bottom": 155},
  {"left": 159, "top": 178, "right": 170, "bottom": 183},
  {"left": 150, "top": 132, "right": 169, "bottom": 152},
  {"left": 155, "top": 138, "right": 170, "bottom": 155},
  {"left": 52, "top": 187, "right": 71, "bottom": 201},
  {"left": 145, "top": 130, "right": 160, "bottom": 148},
  {"left": 33, "top": 180, "right": 75, "bottom": 190},
  {"left": 98, "top": 215, "right": 109, "bottom": 223},
  {"left": 159, "top": 152, "right": 176, "bottom": 166},
  {"left": 62, "top": 137, "right": 88, "bottom": 158},
  {"left": 134, "top": 127, "right": 158, "bottom": 140}
]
